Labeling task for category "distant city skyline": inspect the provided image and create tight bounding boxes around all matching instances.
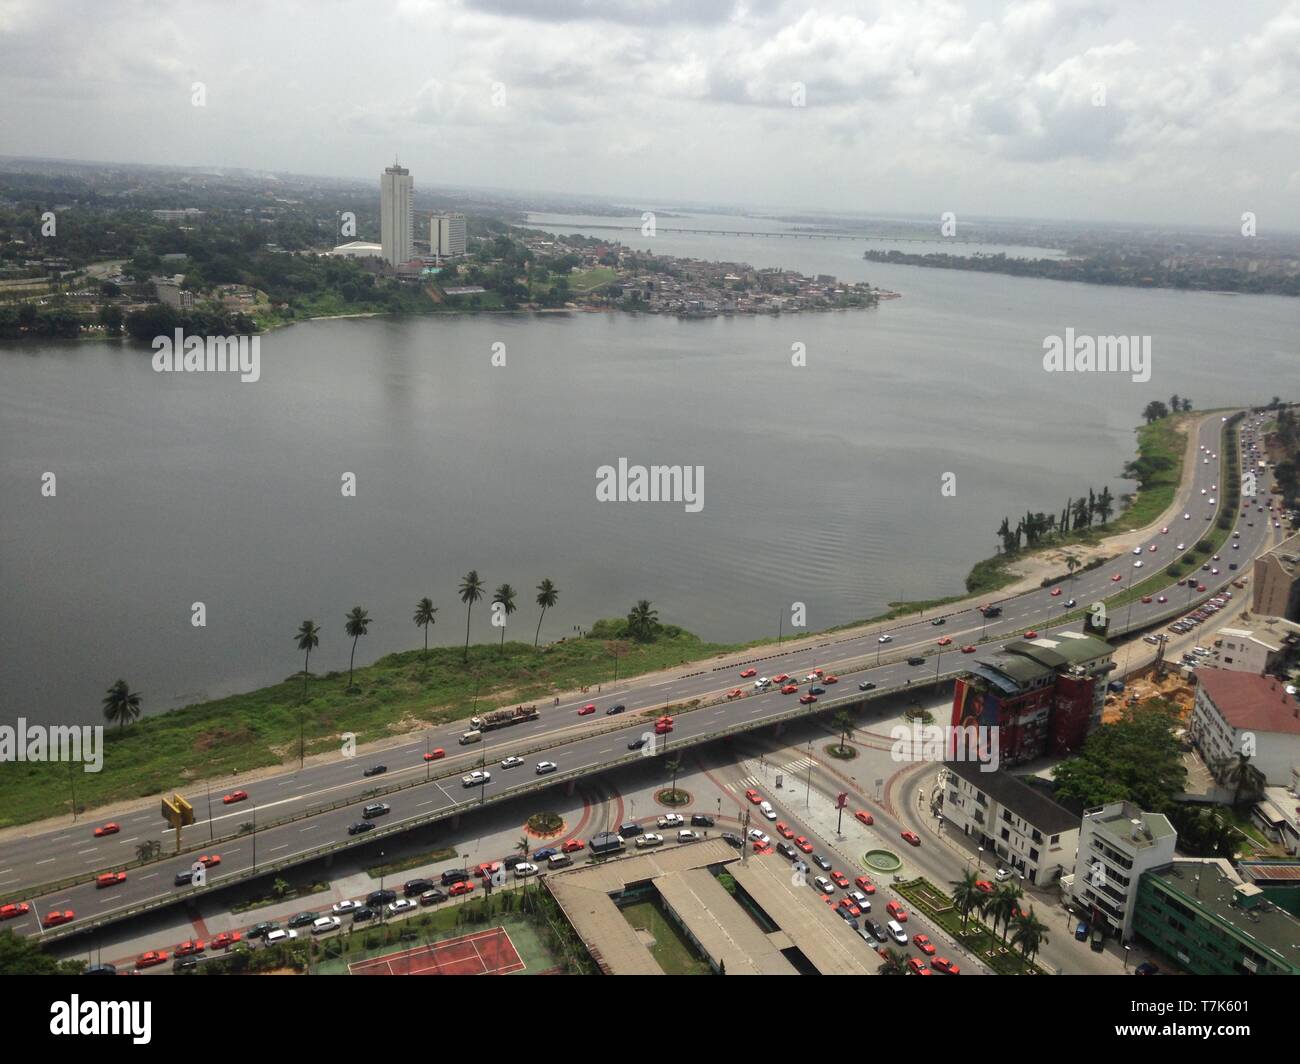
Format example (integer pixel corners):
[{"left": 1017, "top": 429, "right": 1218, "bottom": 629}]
[{"left": 2, "top": 1, "right": 1298, "bottom": 229}]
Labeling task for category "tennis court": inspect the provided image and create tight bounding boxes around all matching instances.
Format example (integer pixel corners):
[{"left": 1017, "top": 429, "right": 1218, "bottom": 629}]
[{"left": 347, "top": 926, "right": 525, "bottom": 976}]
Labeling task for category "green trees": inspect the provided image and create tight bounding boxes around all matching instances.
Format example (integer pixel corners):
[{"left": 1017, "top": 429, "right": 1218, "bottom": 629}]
[
  {"left": 458, "top": 571, "right": 484, "bottom": 663},
  {"left": 949, "top": 870, "right": 984, "bottom": 931},
  {"left": 344, "top": 607, "right": 371, "bottom": 690},
  {"left": 1143, "top": 400, "right": 1170, "bottom": 423},
  {"left": 101, "top": 679, "right": 142, "bottom": 730},
  {"left": 626, "top": 600, "right": 659, "bottom": 642},
  {"left": 1009, "top": 907, "right": 1049, "bottom": 962},
  {"left": 295, "top": 619, "right": 320, "bottom": 702},
  {"left": 492, "top": 584, "right": 517, "bottom": 652},
  {"left": 1052, "top": 699, "right": 1187, "bottom": 810},
  {"left": 534, "top": 578, "right": 559, "bottom": 647},
  {"left": 412, "top": 598, "right": 438, "bottom": 663}
]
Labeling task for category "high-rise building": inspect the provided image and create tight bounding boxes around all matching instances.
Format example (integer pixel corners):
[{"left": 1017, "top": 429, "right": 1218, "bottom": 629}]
[
  {"left": 380, "top": 163, "right": 413, "bottom": 266},
  {"left": 431, "top": 212, "right": 467, "bottom": 258}
]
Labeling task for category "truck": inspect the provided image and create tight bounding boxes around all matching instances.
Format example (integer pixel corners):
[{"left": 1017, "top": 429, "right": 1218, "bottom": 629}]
[
  {"left": 458, "top": 729, "right": 483, "bottom": 745},
  {"left": 588, "top": 832, "right": 625, "bottom": 855},
  {"left": 470, "top": 704, "right": 540, "bottom": 732}
]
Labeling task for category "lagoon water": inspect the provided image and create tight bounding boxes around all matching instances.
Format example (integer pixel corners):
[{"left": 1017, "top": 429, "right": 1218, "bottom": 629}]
[{"left": 2, "top": 215, "right": 1296, "bottom": 725}]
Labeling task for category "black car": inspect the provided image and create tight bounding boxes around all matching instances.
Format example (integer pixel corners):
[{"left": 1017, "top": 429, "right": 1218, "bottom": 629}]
[
  {"left": 287, "top": 912, "right": 316, "bottom": 929},
  {"left": 907, "top": 656, "right": 925, "bottom": 666},
  {"left": 249, "top": 922, "right": 280, "bottom": 939},
  {"left": 404, "top": 878, "right": 435, "bottom": 896},
  {"left": 930, "top": 617, "right": 945, "bottom": 626},
  {"left": 980, "top": 605, "right": 1002, "bottom": 617},
  {"left": 174, "top": 870, "right": 194, "bottom": 886},
  {"left": 690, "top": 814, "right": 715, "bottom": 827},
  {"left": 418, "top": 888, "right": 447, "bottom": 906},
  {"left": 440, "top": 868, "right": 471, "bottom": 886},
  {"left": 173, "top": 957, "right": 199, "bottom": 973},
  {"left": 720, "top": 832, "right": 743, "bottom": 849},
  {"left": 84, "top": 963, "right": 117, "bottom": 976},
  {"left": 348, "top": 821, "right": 375, "bottom": 836},
  {"left": 362, "top": 802, "right": 390, "bottom": 819},
  {"left": 812, "top": 854, "right": 832, "bottom": 871},
  {"left": 628, "top": 736, "right": 647, "bottom": 750},
  {"left": 860, "top": 919, "right": 888, "bottom": 943},
  {"left": 501, "top": 855, "right": 525, "bottom": 871},
  {"left": 351, "top": 906, "right": 376, "bottom": 923},
  {"left": 362, "top": 764, "right": 387, "bottom": 777},
  {"left": 858, "top": 681, "right": 876, "bottom": 691},
  {"left": 367, "top": 889, "right": 397, "bottom": 907},
  {"left": 1134, "top": 961, "right": 1160, "bottom": 976},
  {"left": 605, "top": 703, "right": 626, "bottom": 715},
  {"left": 837, "top": 908, "right": 859, "bottom": 929}
]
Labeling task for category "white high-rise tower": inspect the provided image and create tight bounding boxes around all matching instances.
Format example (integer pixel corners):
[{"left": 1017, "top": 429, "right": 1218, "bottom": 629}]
[
  {"left": 380, "top": 162, "right": 413, "bottom": 266},
  {"left": 431, "top": 212, "right": 467, "bottom": 258}
]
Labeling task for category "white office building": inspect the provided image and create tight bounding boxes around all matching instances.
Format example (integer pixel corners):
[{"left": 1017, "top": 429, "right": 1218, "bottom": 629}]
[
  {"left": 380, "top": 163, "right": 414, "bottom": 266},
  {"left": 431, "top": 212, "right": 467, "bottom": 258},
  {"left": 1066, "top": 802, "right": 1176, "bottom": 941}
]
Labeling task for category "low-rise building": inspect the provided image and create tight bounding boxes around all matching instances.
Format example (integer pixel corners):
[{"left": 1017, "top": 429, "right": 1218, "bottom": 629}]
[
  {"left": 1216, "top": 616, "right": 1300, "bottom": 675},
  {"left": 1189, "top": 669, "right": 1300, "bottom": 786},
  {"left": 1067, "top": 801, "right": 1176, "bottom": 941},
  {"left": 329, "top": 240, "right": 384, "bottom": 259}
]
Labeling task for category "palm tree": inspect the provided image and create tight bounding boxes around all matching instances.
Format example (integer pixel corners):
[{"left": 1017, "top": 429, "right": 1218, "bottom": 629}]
[
  {"left": 492, "top": 584, "right": 517, "bottom": 653},
  {"left": 515, "top": 835, "right": 531, "bottom": 862},
  {"left": 876, "top": 947, "right": 909, "bottom": 975},
  {"left": 534, "top": 578, "right": 559, "bottom": 647},
  {"left": 1010, "top": 907, "right": 1049, "bottom": 963},
  {"left": 344, "top": 606, "right": 371, "bottom": 690},
  {"left": 949, "top": 870, "right": 983, "bottom": 930},
  {"left": 412, "top": 598, "right": 437, "bottom": 663},
  {"left": 1218, "top": 752, "right": 1266, "bottom": 810},
  {"left": 666, "top": 755, "right": 682, "bottom": 799},
  {"left": 295, "top": 620, "right": 320, "bottom": 702},
  {"left": 101, "top": 679, "right": 142, "bottom": 730},
  {"left": 458, "top": 570, "right": 485, "bottom": 663},
  {"left": 988, "top": 883, "right": 1024, "bottom": 944},
  {"left": 832, "top": 709, "right": 855, "bottom": 755},
  {"left": 1065, "top": 554, "right": 1079, "bottom": 582},
  {"left": 627, "top": 599, "right": 659, "bottom": 642}
]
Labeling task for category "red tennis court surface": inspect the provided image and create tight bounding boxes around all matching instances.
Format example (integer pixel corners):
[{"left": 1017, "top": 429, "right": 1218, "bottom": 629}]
[{"left": 348, "top": 927, "right": 525, "bottom": 976}]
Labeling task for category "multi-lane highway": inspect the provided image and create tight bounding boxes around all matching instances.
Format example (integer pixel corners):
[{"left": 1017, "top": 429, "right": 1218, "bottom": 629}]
[{"left": 2, "top": 410, "right": 1286, "bottom": 939}]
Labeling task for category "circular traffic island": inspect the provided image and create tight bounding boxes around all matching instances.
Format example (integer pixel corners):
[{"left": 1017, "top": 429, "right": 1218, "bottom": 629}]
[
  {"left": 656, "top": 788, "right": 692, "bottom": 807},
  {"left": 525, "top": 812, "right": 565, "bottom": 838},
  {"left": 824, "top": 742, "right": 857, "bottom": 761},
  {"left": 863, "top": 848, "right": 904, "bottom": 875}
]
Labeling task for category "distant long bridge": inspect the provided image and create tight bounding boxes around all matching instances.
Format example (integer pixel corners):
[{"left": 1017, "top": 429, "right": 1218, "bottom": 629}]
[{"left": 543, "top": 223, "right": 990, "bottom": 245}]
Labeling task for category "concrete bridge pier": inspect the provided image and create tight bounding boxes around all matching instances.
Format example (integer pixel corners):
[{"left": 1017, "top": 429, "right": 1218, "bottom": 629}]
[
  {"left": 772, "top": 720, "right": 786, "bottom": 738},
  {"left": 564, "top": 778, "right": 577, "bottom": 797}
]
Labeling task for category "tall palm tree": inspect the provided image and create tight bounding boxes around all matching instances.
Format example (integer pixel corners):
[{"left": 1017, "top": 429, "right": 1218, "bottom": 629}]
[
  {"left": 627, "top": 599, "right": 658, "bottom": 642},
  {"left": 1218, "top": 752, "right": 1266, "bottom": 810},
  {"left": 458, "top": 570, "right": 484, "bottom": 663},
  {"left": 534, "top": 578, "right": 559, "bottom": 647},
  {"left": 492, "top": 584, "right": 517, "bottom": 653},
  {"left": 666, "top": 755, "right": 682, "bottom": 798},
  {"left": 412, "top": 598, "right": 437, "bottom": 663},
  {"left": 101, "top": 679, "right": 142, "bottom": 730},
  {"left": 344, "top": 607, "right": 371, "bottom": 690},
  {"left": 515, "top": 835, "right": 531, "bottom": 862},
  {"left": 876, "top": 947, "right": 909, "bottom": 975},
  {"left": 988, "top": 883, "right": 1024, "bottom": 944},
  {"left": 949, "top": 870, "right": 983, "bottom": 930},
  {"left": 295, "top": 620, "right": 320, "bottom": 703},
  {"left": 832, "top": 709, "right": 855, "bottom": 755},
  {"left": 1010, "top": 907, "right": 1049, "bottom": 963}
]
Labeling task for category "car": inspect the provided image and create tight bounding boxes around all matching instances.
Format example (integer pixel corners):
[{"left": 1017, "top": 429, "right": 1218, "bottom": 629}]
[
  {"left": 174, "top": 938, "right": 206, "bottom": 955},
  {"left": 859, "top": 680, "right": 877, "bottom": 690},
  {"left": 500, "top": 756, "right": 524, "bottom": 769},
  {"left": 350, "top": 907, "right": 376, "bottom": 923},
  {"left": 1134, "top": 961, "right": 1160, "bottom": 976},
  {"left": 1197, "top": 584, "right": 1207, "bottom": 592},
  {"left": 514, "top": 862, "right": 539, "bottom": 878},
  {"left": 936, "top": 636, "right": 953, "bottom": 646},
  {"left": 773, "top": 673, "right": 790, "bottom": 684},
  {"left": 0, "top": 903, "right": 31, "bottom": 921},
  {"left": 386, "top": 899, "right": 417, "bottom": 916},
  {"left": 1177, "top": 542, "right": 1185, "bottom": 550},
  {"left": 678, "top": 829, "right": 699, "bottom": 842},
  {"left": 830, "top": 870, "right": 850, "bottom": 889},
  {"left": 886, "top": 900, "right": 908, "bottom": 921},
  {"left": 264, "top": 929, "right": 299, "bottom": 945},
  {"left": 1132, "top": 546, "right": 1143, "bottom": 555},
  {"left": 726, "top": 687, "right": 744, "bottom": 698},
  {"left": 1184, "top": 512, "right": 1191, "bottom": 518},
  {"left": 1065, "top": 598, "right": 1077, "bottom": 607},
  {"left": 93, "top": 822, "right": 120, "bottom": 838},
  {"left": 94, "top": 870, "right": 127, "bottom": 889},
  {"left": 975, "top": 879, "right": 994, "bottom": 894},
  {"left": 535, "top": 760, "right": 558, "bottom": 775},
  {"left": 914, "top": 933, "right": 936, "bottom": 955},
  {"left": 362, "top": 764, "right": 387, "bottom": 777},
  {"left": 43, "top": 910, "right": 74, "bottom": 927},
  {"left": 403, "top": 878, "right": 434, "bottom": 897},
  {"left": 812, "top": 854, "right": 832, "bottom": 871},
  {"left": 931, "top": 956, "right": 961, "bottom": 975},
  {"left": 823, "top": 675, "right": 838, "bottom": 684},
  {"left": 854, "top": 809, "right": 874, "bottom": 826},
  {"left": 1141, "top": 595, "right": 1152, "bottom": 604},
  {"left": 473, "top": 862, "right": 502, "bottom": 881},
  {"left": 635, "top": 833, "right": 664, "bottom": 848},
  {"left": 135, "top": 950, "right": 168, "bottom": 969},
  {"left": 861, "top": 919, "right": 888, "bottom": 944},
  {"left": 578, "top": 703, "right": 596, "bottom": 716},
  {"left": 1211, "top": 568, "right": 1219, "bottom": 575},
  {"left": 1160, "top": 526, "right": 1169, "bottom": 534},
  {"left": 423, "top": 747, "right": 446, "bottom": 761},
  {"left": 813, "top": 876, "right": 835, "bottom": 894},
  {"left": 449, "top": 881, "right": 475, "bottom": 897},
  {"left": 310, "top": 916, "right": 341, "bottom": 935},
  {"left": 754, "top": 677, "right": 771, "bottom": 690},
  {"left": 759, "top": 801, "right": 777, "bottom": 821},
  {"left": 332, "top": 899, "right": 360, "bottom": 915},
  {"left": 1023, "top": 630, "right": 1038, "bottom": 639},
  {"left": 745, "top": 788, "right": 762, "bottom": 804},
  {"left": 781, "top": 683, "right": 798, "bottom": 695},
  {"left": 348, "top": 821, "right": 375, "bottom": 835},
  {"left": 900, "top": 830, "right": 920, "bottom": 847},
  {"left": 775, "top": 822, "right": 794, "bottom": 839},
  {"left": 362, "top": 802, "right": 390, "bottom": 819},
  {"left": 1133, "top": 560, "right": 1143, "bottom": 568},
  {"left": 691, "top": 814, "right": 715, "bottom": 827},
  {"left": 605, "top": 703, "right": 626, "bottom": 715},
  {"left": 210, "top": 931, "right": 242, "bottom": 949},
  {"left": 810, "top": 686, "right": 826, "bottom": 695},
  {"left": 1148, "top": 544, "right": 1157, "bottom": 552},
  {"left": 907, "top": 958, "right": 932, "bottom": 976},
  {"left": 1111, "top": 573, "right": 1122, "bottom": 582},
  {"left": 794, "top": 836, "right": 814, "bottom": 853},
  {"left": 1157, "top": 595, "right": 1167, "bottom": 603},
  {"left": 854, "top": 875, "right": 876, "bottom": 894},
  {"left": 222, "top": 790, "right": 248, "bottom": 805},
  {"left": 747, "top": 828, "right": 771, "bottom": 844},
  {"left": 838, "top": 898, "right": 861, "bottom": 917},
  {"left": 995, "top": 866, "right": 1014, "bottom": 881},
  {"left": 739, "top": 668, "right": 758, "bottom": 680},
  {"left": 249, "top": 921, "right": 281, "bottom": 939},
  {"left": 628, "top": 737, "right": 647, "bottom": 750},
  {"left": 418, "top": 888, "right": 447, "bottom": 906},
  {"left": 960, "top": 645, "right": 977, "bottom": 654},
  {"left": 799, "top": 692, "right": 818, "bottom": 704},
  {"left": 878, "top": 634, "right": 892, "bottom": 643},
  {"left": 906, "top": 656, "right": 924, "bottom": 666},
  {"left": 461, "top": 770, "right": 491, "bottom": 787},
  {"left": 658, "top": 813, "right": 685, "bottom": 828},
  {"left": 1050, "top": 587, "right": 1062, "bottom": 596}
]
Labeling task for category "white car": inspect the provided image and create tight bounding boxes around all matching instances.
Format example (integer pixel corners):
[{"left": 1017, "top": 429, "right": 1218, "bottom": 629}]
[
  {"left": 1133, "top": 560, "right": 1143, "bottom": 568},
  {"left": 332, "top": 899, "right": 360, "bottom": 915},
  {"left": 1200, "top": 488, "right": 1206, "bottom": 495},
  {"left": 535, "top": 760, "right": 558, "bottom": 775},
  {"left": 754, "top": 677, "right": 770, "bottom": 689},
  {"left": 635, "top": 832, "right": 664, "bottom": 848},
  {"left": 759, "top": 800, "right": 777, "bottom": 820},
  {"left": 848, "top": 889, "right": 871, "bottom": 910},
  {"left": 677, "top": 829, "right": 698, "bottom": 842},
  {"left": 1176, "top": 543, "right": 1185, "bottom": 550},
  {"left": 657, "top": 813, "right": 685, "bottom": 828},
  {"left": 500, "top": 756, "right": 524, "bottom": 769},
  {"left": 747, "top": 828, "right": 770, "bottom": 845},
  {"left": 264, "top": 929, "right": 298, "bottom": 944},
  {"left": 514, "top": 862, "right": 539, "bottom": 878},
  {"left": 311, "top": 916, "right": 341, "bottom": 935},
  {"left": 878, "top": 634, "right": 893, "bottom": 644},
  {"left": 813, "top": 876, "right": 835, "bottom": 895},
  {"left": 387, "top": 899, "right": 417, "bottom": 915},
  {"left": 1184, "top": 512, "right": 1191, "bottom": 519},
  {"left": 461, "top": 770, "right": 491, "bottom": 787},
  {"left": 1132, "top": 547, "right": 1143, "bottom": 555},
  {"left": 995, "top": 867, "right": 1013, "bottom": 881}
]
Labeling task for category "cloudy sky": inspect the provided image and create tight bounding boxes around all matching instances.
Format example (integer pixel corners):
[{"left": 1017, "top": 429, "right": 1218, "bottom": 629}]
[{"left": 3, "top": 0, "right": 1299, "bottom": 227}]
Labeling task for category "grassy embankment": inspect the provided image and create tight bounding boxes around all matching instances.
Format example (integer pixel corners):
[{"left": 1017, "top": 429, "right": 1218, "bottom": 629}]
[{"left": 0, "top": 626, "right": 738, "bottom": 830}]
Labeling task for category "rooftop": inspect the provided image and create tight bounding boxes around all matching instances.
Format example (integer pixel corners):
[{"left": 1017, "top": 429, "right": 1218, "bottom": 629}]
[
  {"left": 1195, "top": 669, "right": 1300, "bottom": 735},
  {"left": 945, "top": 761, "right": 1081, "bottom": 835},
  {"left": 1084, "top": 801, "right": 1175, "bottom": 849}
]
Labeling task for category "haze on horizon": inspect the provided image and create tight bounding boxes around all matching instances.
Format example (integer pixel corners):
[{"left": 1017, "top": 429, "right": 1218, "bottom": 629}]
[{"left": 2, "top": 0, "right": 1299, "bottom": 230}]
